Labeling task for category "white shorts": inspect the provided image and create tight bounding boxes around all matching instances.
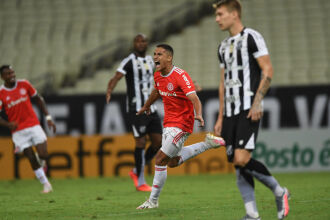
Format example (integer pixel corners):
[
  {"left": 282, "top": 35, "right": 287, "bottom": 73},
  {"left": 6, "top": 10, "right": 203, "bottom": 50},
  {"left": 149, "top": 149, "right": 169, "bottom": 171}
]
[
  {"left": 12, "top": 125, "right": 47, "bottom": 153},
  {"left": 160, "top": 127, "right": 190, "bottom": 158}
]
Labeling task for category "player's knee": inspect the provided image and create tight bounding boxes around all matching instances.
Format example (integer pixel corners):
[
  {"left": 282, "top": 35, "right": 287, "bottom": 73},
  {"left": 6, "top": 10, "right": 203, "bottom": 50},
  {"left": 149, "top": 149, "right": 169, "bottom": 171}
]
[
  {"left": 167, "top": 160, "right": 178, "bottom": 168},
  {"left": 233, "top": 149, "right": 251, "bottom": 167},
  {"left": 155, "top": 152, "right": 170, "bottom": 166},
  {"left": 155, "top": 157, "right": 166, "bottom": 166},
  {"left": 233, "top": 156, "right": 249, "bottom": 167},
  {"left": 234, "top": 160, "right": 246, "bottom": 167},
  {"left": 168, "top": 163, "right": 176, "bottom": 168},
  {"left": 135, "top": 137, "right": 146, "bottom": 148}
]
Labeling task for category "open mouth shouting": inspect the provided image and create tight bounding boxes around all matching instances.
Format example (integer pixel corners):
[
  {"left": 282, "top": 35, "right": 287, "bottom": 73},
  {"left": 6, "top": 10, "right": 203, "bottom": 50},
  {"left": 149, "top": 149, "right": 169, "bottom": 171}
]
[{"left": 155, "top": 61, "right": 161, "bottom": 70}]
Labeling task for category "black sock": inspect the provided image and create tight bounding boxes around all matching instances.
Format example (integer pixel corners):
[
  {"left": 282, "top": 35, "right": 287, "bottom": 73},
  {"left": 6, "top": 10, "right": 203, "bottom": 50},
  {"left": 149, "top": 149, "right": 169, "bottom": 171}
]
[
  {"left": 235, "top": 165, "right": 254, "bottom": 188},
  {"left": 244, "top": 158, "right": 281, "bottom": 192},
  {"left": 244, "top": 158, "right": 271, "bottom": 176},
  {"left": 144, "top": 145, "right": 159, "bottom": 164},
  {"left": 134, "top": 148, "right": 144, "bottom": 176}
]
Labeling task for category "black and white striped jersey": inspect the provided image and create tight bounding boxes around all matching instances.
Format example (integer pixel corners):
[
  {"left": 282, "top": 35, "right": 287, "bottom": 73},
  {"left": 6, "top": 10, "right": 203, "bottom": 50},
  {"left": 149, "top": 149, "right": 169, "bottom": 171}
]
[
  {"left": 117, "top": 53, "right": 156, "bottom": 113},
  {"left": 218, "top": 27, "right": 269, "bottom": 117}
]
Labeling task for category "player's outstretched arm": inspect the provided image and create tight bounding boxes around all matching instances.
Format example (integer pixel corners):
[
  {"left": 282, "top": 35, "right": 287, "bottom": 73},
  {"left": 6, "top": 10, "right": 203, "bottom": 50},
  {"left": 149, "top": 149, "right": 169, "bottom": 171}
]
[
  {"left": 106, "top": 72, "right": 124, "bottom": 103},
  {"left": 32, "top": 94, "right": 56, "bottom": 133},
  {"left": 187, "top": 92, "right": 204, "bottom": 127},
  {"left": 136, "top": 88, "right": 160, "bottom": 115},
  {"left": 247, "top": 55, "right": 273, "bottom": 122}
]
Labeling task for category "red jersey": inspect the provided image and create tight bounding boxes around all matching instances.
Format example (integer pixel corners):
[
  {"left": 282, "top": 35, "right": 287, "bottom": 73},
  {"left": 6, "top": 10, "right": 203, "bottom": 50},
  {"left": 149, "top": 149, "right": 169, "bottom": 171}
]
[
  {"left": 0, "top": 80, "right": 40, "bottom": 133},
  {"left": 154, "top": 66, "right": 196, "bottom": 133}
]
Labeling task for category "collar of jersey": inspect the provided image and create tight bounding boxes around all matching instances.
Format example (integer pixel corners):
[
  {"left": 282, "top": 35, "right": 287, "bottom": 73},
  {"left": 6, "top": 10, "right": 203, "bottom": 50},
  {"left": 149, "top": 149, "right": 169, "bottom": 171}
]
[
  {"left": 2, "top": 81, "right": 17, "bottom": 91},
  {"left": 228, "top": 27, "right": 246, "bottom": 40},
  {"left": 160, "top": 66, "right": 176, "bottom": 77}
]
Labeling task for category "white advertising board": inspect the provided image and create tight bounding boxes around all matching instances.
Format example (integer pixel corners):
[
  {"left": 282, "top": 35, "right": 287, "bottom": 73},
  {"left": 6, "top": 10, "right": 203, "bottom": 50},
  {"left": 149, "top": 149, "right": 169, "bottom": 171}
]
[{"left": 255, "top": 129, "right": 330, "bottom": 172}]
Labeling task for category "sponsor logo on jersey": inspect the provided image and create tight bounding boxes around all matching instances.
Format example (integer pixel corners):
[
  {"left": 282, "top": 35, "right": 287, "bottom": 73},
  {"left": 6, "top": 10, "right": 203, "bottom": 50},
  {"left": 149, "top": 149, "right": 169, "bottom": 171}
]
[
  {"left": 7, "top": 96, "right": 28, "bottom": 109},
  {"left": 225, "top": 79, "right": 242, "bottom": 88},
  {"left": 181, "top": 74, "right": 191, "bottom": 89},
  {"left": 225, "top": 95, "right": 240, "bottom": 103},
  {"left": 20, "top": 88, "right": 27, "bottom": 95},
  {"left": 144, "top": 63, "right": 150, "bottom": 71},
  {"left": 230, "top": 43, "right": 234, "bottom": 53},
  {"left": 158, "top": 89, "right": 177, "bottom": 97},
  {"left": 236, "top": 40, "right": 242, "bottom": 50},
  {"left": 167, "top": 83, "right": 174, "bottom": 91}
]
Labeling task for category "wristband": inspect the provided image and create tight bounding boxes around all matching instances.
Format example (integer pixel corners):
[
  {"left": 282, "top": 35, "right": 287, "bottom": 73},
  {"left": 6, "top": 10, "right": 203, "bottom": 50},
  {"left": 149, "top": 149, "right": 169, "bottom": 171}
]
[{"left": 45, "top": 115, "right": 52, "bottom": 121}]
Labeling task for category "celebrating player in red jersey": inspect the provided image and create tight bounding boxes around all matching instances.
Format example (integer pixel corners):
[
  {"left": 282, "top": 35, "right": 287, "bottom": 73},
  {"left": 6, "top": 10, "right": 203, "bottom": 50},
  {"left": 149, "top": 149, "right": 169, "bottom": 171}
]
[
  {"left": 153, "top": 65, "right": 196, "bottom": 133},
  {"left": 136, "top": 44, "right": 225, "bottom": 209},
  {"left": 0, "top": 65, "right": 56, "bottom": 193}
]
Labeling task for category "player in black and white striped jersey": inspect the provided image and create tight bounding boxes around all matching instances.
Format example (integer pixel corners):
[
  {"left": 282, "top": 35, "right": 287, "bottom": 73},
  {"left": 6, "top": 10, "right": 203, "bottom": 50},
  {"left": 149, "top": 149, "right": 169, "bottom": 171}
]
[
  {"left": 213, "top": 1, "right": 290, "bottom": 220},
  {"left": 106, "top": 34, "right": 162, "bottom": 192},
  {"left": 217, "top": 28, "right": 269, "bottom": 117}
]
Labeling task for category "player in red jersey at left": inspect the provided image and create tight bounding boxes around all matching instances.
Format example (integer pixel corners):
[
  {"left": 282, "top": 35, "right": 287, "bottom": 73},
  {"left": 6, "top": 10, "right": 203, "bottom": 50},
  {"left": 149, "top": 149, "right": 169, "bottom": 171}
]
[
  {"left": 0, "top": 65, "right": 56, "bottom": 193},
  {"left": 136, "top": 44, "right": 226, "bottom": 209}
]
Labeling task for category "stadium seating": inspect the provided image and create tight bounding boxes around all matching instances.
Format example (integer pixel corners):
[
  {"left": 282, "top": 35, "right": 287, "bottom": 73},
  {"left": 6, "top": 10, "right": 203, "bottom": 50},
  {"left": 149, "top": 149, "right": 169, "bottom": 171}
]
[
  {"left": 0, "top": 0, "right": 329, "bottom": 94},
  {"left": 0, "top": 0, "right": 188, "bottom": 92}
]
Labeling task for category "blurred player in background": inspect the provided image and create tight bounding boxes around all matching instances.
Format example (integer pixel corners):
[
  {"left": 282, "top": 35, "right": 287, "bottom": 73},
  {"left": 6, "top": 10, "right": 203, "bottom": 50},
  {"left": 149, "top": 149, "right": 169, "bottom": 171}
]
[
  {"left": 136, "top": 44, "right": 225, "bottom": 209},
  {"left": 106, "top": 34, "right": 162, "bottom": 192},
  {"left": 0, "top": 65, "right": 56, "bottom": 193},
  {"left": 213, "top": 1, "right": 290, "bottom": 219}
]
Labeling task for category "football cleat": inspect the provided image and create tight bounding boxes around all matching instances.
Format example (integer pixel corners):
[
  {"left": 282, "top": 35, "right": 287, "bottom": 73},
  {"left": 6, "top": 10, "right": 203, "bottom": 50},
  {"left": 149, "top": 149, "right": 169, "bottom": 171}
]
[
  {"left": 42, "top": 182, "right": 53, "bottom": 194},
  {"left": 136, "top": 199, "right": 158, "bottom": 209},
  {"left": 276, "top": 187, "right": 290, "bottom": 219},
  {"left": 129, "top": 169, "right": 138, "bottom": 187},
  {"left": 136, "top": 184, "right": 152, "bottom": 192},
  {"left": 240, "top": 214, "right": 261, "bottom": 220},
  {"left": 205, "top": 133, "right": 226, "bottom": 148}
]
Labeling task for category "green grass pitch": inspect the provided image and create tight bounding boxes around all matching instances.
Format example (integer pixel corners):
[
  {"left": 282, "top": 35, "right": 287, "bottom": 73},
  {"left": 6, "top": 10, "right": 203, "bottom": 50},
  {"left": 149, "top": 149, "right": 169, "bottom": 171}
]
[{"left": 0, "top": 172, "right": 329, "bottom": 220}]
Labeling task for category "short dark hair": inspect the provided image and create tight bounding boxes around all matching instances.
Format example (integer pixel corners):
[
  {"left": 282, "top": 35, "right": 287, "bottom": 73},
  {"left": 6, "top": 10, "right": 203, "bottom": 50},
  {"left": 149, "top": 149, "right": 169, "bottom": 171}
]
[
  {"left": 134, "top": 33, "right": 147, "bottom": 42},
  {"left": 156, "top": 44, "right": 174, "bottom": 57},
  {"left": 0, "top": 65, "right": 11, "bottom": 75},
  {"left": 213, "top": 0, "right": 242, "bottom": 18}
]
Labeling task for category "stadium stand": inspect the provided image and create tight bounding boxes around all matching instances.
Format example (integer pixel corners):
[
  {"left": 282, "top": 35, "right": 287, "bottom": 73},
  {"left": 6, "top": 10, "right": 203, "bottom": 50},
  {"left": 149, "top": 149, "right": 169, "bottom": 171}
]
[{"left": 0, "top": 0, "right": 329, "bottom": 95}]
